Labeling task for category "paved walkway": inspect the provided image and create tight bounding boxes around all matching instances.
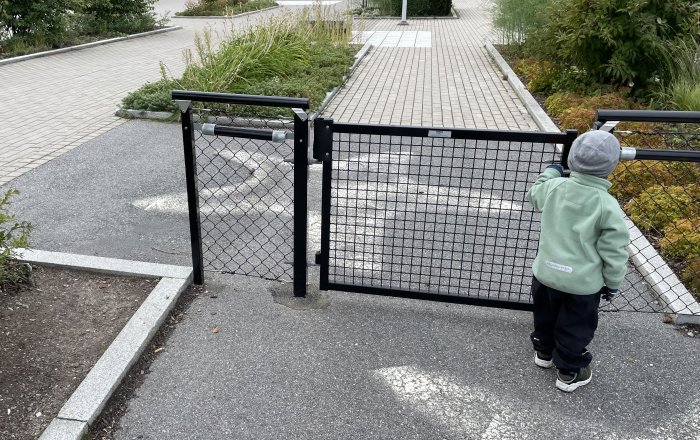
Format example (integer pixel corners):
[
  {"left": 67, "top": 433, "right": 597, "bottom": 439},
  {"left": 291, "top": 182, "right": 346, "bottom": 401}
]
[
  {"left": 0, "top": 4, "right": 283, "bottom": 186},
  {"left": 0, "top": 0, "right": 534, "bottom": 187},
  {"left": 321, "top": 0, "right": 537, "bottom": 130}
]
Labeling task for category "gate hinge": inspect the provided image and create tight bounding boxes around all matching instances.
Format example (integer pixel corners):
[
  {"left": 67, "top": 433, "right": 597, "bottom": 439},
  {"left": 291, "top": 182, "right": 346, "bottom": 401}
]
[
  {"left": 315, "top": 251, "right": 322, "bottom": 265},
  {"left": 313, "top": 118, "right": 333, "bottom": 162}
]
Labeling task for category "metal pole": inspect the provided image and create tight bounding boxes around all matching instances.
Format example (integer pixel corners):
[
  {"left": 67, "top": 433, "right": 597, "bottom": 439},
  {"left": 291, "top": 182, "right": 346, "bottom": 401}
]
[
  {"left": 399, "top": 0, "right": 408, "bottom": 25},
  {"left": 177, "top": 101, "right": 204, "bottom": 285},
  {"left": 293, "top": 111, "right": 309, "bottom": 297}
]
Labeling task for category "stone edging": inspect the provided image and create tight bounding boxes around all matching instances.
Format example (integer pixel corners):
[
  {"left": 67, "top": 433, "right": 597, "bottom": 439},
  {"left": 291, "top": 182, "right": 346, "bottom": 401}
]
[
  {"left": 0, "top": 27, "right": 182, "bottom": 67},
  {"left": 485, "top": 44, "right": 700, "bottom": 325},
  {"left": 171, "top": 5, "right": 280, "bottom": 19},
  {"left": 11, "top": 249, "right": 193, "bottom": 440},
  {"left": 353, "top": 7, "right": 459, "bottom": 20},
  {"left": 484, "top": 43, "right": 560, "bottom": 133}
]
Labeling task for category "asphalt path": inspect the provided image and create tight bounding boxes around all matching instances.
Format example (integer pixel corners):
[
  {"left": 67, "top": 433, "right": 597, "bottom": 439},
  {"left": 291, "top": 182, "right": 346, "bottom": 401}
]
[{"left": 3, "top": 119, "right": 699, "bottom": 439}]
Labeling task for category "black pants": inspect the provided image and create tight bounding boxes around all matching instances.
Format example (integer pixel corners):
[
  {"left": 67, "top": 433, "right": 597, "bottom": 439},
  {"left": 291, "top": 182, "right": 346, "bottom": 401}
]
[{"left": 530, "top": 276, "right": 602, "bottom": 372}]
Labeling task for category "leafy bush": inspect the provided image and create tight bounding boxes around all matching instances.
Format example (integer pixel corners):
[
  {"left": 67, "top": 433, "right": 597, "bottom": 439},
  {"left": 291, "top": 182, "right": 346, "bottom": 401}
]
[
  {"left": 530, "top": 0, "right": 699, "bottom": 90},
  {"left": 659, "top": 217, "right": 700, "bottom": 260},
  {"left": 515, "top": 58, "right": 559, "bottom": 93},
  {"left": 122, "top": 78, "right": 179, "bottom": 112},
  {"left": 545, "top": 92, "right": 584, "bottom": 118},
  {"left": 682, "top": 257, "right": 700, "bottom": 294},
  {"left": 0, "top": 0, "right": 157, "bottom": 56},
  {"left": 610, "top": 161, "right": 700, "bottom": 202},
  {"left": 624, "top": 184, "right": 700, "bottom": 232},
  {"left": 557, "top": 107, "right": 596, "bottom": 133},
  {"left": 0, "top": 190, "right": 32, "bottom": 291}
]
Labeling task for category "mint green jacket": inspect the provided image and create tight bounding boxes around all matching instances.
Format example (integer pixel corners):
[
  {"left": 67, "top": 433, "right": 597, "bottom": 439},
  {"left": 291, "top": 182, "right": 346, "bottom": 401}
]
[{"left": 527, "top": 168, "right": 630, "bottom": 295}]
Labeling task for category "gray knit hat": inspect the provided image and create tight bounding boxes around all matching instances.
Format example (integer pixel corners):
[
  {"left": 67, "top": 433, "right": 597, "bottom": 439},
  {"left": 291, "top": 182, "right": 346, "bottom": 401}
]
[{"left": 568, "top": 130, "right": 621, "bottom": 178}]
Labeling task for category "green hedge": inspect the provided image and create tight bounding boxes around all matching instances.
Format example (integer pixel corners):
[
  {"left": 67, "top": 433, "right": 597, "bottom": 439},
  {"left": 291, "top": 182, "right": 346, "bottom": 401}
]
[{"left": 389, "top": 0, "right": 451, "bottom": 16}]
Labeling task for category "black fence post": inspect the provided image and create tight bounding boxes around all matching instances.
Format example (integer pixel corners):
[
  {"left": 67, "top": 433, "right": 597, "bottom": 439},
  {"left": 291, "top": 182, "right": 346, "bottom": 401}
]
[
  {"left": 176, "top": 100, "right": 204, "bottom": 285},
  {"left": 293, "top": 110, "right": 309, "bottom": 297},
  {"left": 561, "top": 129, "right": 578, "bottom": 170},
  {"left": 314, "top": 118, "right": 333, "bottom": 291}
]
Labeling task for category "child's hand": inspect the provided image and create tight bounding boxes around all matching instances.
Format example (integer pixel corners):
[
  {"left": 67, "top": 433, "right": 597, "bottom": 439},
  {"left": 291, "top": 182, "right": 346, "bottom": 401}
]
[
  {"left": 546, "top": 164, "right": 565, "bottom": 176},
  {"left": 602, "top": 287, "right": 619, "bottom": 301}
]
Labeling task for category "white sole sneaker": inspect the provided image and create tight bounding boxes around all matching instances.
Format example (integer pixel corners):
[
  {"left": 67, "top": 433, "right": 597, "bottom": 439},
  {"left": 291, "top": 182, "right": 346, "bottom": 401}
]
[
  {"left": 534, "top": 352, "right": 554, "bottom": 369},
  {"left": 556, "top": 371, "right": 592, "bottom": 392}
]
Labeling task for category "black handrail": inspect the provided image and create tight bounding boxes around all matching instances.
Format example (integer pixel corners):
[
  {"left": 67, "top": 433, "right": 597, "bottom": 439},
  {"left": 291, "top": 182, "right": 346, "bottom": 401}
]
[
  {"left": 596, "top": 109, "right": 700, "bottom": 124},
  {"left": 172, "top": 90, "right": 310, "bottom": 109}
]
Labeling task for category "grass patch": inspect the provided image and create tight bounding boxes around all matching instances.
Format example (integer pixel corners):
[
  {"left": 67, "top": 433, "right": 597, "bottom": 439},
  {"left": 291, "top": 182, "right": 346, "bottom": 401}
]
[
  {"left": 176, "top": 0, "right": 277, "bottom": 16},
  {"left": 122, "top": 9, "right": 356, "bottom": 117}
]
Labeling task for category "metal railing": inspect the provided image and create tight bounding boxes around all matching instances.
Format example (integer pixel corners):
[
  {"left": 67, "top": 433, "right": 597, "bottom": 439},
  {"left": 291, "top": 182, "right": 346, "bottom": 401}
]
[
  {"left": 595, "top": 109, "right": 700, "bottom": 319},
  {"left": 173, "top": 90, "right": 309, "bottom": 296}
]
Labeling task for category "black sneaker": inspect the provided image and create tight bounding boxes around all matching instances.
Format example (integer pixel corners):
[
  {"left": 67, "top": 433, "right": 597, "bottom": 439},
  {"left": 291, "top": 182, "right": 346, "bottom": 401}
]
[
  {"left": 556, "top": 366, "right": 592, "bottom": 392},
  {"left": 534, "top": 351, "right": 554, "bottom": 369}
]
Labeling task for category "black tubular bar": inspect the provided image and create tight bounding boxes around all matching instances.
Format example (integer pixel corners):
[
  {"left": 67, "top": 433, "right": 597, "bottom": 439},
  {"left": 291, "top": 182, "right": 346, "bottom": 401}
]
[
  {"left": 633, "top": 149, "right": 700, "bottom": 162},
  {"left": 180, "top": 104, "right": 205, "bottom": 285},
  {"left": 203, "top": 125, "right": 280, "bottom": 141},
  {"left": 293, "top": 113, "right": 309, "bottom": 297},
  {"left": 326, "top": 283, "right": 534, "bottom": 311},
  {"left": 331, "top": 122, "right": 573, "bottom": 143},
  {"left": 596, "top": 109, "right": 700, "bottom": 124},
  {"left": 172, "top": 90, "right": 310, "bottom": 109},
  {"left": 317, "top": 118, "right": 333, "bottom": 290},
  {"left": 561, "top": 130, "right": 578, "bottom": 169}
]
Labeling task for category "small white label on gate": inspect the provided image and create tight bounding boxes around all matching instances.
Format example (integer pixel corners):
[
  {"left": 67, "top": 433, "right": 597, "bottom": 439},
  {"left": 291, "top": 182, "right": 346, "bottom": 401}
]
[
  {"left": 545, "top": 261, "right": 573, "bottom": 273},
  {"left": 428, "top": 130, "right": 452, "bottom": 138}
]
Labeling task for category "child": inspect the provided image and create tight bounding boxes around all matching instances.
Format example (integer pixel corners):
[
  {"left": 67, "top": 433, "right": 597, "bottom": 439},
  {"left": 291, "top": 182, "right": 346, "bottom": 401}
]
[{"left": 527, "top": 130, "right": 630, "bottom": 392}]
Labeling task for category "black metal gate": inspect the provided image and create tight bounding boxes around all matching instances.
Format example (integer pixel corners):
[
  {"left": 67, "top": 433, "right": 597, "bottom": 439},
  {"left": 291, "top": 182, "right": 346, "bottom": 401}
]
[{"left": 313, "top": 119, "right": 577, "bottom": 310}]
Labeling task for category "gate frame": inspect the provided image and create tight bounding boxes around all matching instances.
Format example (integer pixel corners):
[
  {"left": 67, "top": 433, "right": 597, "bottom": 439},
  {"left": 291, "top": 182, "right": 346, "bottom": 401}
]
[
  {"left": 313, "top": 118, "right": 577, "bottom": 310},
  {"left": 173, "top": 90, "right": 310, "bottom": 297}
]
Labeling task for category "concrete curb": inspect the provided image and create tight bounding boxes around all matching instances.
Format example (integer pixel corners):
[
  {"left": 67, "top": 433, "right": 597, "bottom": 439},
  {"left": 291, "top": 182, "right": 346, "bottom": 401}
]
[
  {"left": 171, "top": 5, "right": 279, "bottom": 19},
  {"left": 484, "top": 43, "right": 561, "bottom": 133},
  {"left": 0, "top": 27, "right": 182, "bottom": 67},
  {"left": 353, "top": 7, "right": 459, "bottom": 20},
  {"left": 485, "top": 45, "right": 700, "bottom": 324},
  {"left": 12, "top": 249, "right": 193, "bottom": 440}
]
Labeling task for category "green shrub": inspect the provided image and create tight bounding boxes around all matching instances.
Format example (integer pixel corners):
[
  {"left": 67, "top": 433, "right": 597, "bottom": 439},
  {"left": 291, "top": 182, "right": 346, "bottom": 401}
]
[
  {"left": 515, "top": 58, "right": 559, "bottom": 93},
  {"left": 659, "top": 217, "right": 700, "bottom": 260},
  {"left": 625, "top": 184, "right": 700, "bottom": 232},
  {"left": 530, "top": 0, "right": 699, "bottom": 90},
  {"left": 610, "top": 161, "right": 700, "bottom": 202},
  {"left": 545, "top": 92, "right": 584, "bottom": 118},
  {"left": 122, "top": 78, "right": 179, "bottom": 112},
  {"left": 0, "top": 189, "right": 32, "bottom": 291},
  {"left": 682, "top": 257, "right": 700, "bottom": 295},
  {"left": 557, "top": 106, "right": 596, "bottom": 133}
]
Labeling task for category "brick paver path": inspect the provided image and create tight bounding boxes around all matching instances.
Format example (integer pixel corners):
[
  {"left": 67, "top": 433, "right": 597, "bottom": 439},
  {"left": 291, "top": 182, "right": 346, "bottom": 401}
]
[
  {"left": 1, "top": 0, "right": 536, "bottom": 186},
  {"left": 322, "top": 0, "right": 537, "bottom": 130},
  {"left": 0, "top": 8, "right": 283, "bottom": 186}
]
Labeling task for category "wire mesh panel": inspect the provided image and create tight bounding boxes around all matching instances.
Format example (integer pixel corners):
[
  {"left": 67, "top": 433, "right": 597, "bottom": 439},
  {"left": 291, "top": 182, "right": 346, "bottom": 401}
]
[
  {"left": 596, "top": 113, "right": 700, "bottom": 316},
  {"left": 191, "top": 111, "right": 296, "bottom": 281},
  {"left": 319, "top": 123, "right": 571, "bottom": 308}
]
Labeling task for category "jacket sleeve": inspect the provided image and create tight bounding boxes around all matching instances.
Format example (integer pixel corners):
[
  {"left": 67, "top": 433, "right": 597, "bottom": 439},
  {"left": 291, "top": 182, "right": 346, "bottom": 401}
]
[
  {"left": 527, "top": 167, "right": 564, "bottom": 212},
  {"left": 597, "top": 204, "right": 630, "bottom": 290}
]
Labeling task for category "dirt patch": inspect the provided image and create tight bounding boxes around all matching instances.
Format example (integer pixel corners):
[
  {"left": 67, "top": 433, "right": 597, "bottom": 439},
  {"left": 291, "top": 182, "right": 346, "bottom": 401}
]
[{"left": 0, "top": 265, "right": 157, "bottom": 440}]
